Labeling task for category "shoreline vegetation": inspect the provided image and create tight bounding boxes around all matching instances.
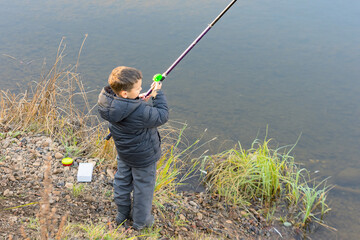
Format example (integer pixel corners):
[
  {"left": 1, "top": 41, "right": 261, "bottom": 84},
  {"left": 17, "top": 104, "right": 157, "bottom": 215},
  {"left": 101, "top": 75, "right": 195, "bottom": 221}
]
[{"left": 0, "top": 43, "right": 334, "bottom": 239}]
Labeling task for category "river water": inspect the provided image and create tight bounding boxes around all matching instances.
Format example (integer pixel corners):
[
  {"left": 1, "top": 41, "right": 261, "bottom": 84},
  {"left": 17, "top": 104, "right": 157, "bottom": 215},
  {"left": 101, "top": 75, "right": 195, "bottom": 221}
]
[{"left": 1, "top": 0, "right": 359, "bottom": 239}]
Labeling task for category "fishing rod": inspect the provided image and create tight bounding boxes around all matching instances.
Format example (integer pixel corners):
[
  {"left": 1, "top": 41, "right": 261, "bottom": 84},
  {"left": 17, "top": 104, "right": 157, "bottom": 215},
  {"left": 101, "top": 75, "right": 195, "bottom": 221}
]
[
  {"left": 144, "top": 0, "right": 237, "bottom": 97},
  {"left": 105, "top": 0, "right": 237, "bottom": 141}
]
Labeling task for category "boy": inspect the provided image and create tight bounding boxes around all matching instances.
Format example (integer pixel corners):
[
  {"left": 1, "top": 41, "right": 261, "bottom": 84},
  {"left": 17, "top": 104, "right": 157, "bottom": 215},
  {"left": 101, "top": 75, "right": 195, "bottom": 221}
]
[{"left": 97, "top": 66, "right": 169, "bottom": 230}]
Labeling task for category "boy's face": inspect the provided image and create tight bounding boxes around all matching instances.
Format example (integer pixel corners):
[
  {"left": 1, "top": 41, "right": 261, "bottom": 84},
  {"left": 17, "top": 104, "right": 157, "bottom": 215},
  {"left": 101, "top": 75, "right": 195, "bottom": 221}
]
[{"left": 120, "top": 79, "right": 142, "bottom": 99}]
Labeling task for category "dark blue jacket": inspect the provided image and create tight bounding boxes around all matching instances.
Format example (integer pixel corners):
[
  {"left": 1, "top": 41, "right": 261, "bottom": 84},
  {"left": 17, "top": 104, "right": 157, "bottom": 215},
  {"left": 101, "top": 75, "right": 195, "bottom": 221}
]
[{"left": 97, "top": 86, "right": 169, "bottom": 167}]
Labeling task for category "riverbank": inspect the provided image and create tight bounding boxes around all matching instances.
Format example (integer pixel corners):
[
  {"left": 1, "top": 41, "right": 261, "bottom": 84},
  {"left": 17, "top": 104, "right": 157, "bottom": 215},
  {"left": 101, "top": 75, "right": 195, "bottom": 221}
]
[
  {"left": 0, "top": 131, "right": 297, "bottom": 239},
  {"left": 0, "top": 47, "right": 332, "bottom": 239}
]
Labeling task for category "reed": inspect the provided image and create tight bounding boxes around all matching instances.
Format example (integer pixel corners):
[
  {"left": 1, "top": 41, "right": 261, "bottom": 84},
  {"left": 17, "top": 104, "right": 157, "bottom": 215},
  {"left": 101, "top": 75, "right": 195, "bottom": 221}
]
[
  {"left": 0, "top": 38, "right": 101, "bottom": 159},
  {"left": 154, "top": 123, "right": 210, "bottom": 208}
]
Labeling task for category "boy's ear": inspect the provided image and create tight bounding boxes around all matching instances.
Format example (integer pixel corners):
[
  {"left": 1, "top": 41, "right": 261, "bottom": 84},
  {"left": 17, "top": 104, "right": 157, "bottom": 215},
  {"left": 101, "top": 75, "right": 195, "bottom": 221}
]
[{"left": 118, "top": 90, "right": 128, "bottom": 98}]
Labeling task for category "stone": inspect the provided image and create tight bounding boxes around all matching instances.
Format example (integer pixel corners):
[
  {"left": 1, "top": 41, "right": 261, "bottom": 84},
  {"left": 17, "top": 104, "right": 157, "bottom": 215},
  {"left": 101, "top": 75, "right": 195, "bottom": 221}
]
[
  {"left": 189, "top": 201, "right": 198, "bottom": 207},
  {"left": 3, "top": 140, "right": 11, "bottom": 148},
  {"left": 3, "top": 189, "right": 12, "bottom": 196},
  {"left": 65, "top": 182, "right": 74, "bottom": 189},
  {"left": 53, "top": 168, "right": 63, "bottom": 174},
  {"left": 41, "top": 139, "right": 51, "bottom": 147},
  {"left": 284, "top": 222, "right": 292, "bottom": 227},
  {"left": 55, "top": 152, "right": 64, "bottom": 159},
  {"left": 33, "top": 161, "right": 41, "bottom": 167},
  {"left": 197, "top": 212, "right": 203, "bottom": 220},
  {"left": 106, "top": 168, "right": 115, "bottom": 180},
  {"left": 9, "top": 216, "right": 18, "bottom": 222},
  {"left": 240, "top": 211, "right": 247, "bottom": 216},
  {"left": 179, "top": 214, "right": 186, "bottom": 221},
  {"left": 9, "top": 175, "right": 16, "bottom": 182}
]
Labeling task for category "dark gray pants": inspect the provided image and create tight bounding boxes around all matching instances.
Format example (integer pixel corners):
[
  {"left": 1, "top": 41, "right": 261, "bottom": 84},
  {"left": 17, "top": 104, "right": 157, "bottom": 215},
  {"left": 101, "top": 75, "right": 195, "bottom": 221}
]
[{"left": 114, "top": 156, "right": 156, "bottom": 229}]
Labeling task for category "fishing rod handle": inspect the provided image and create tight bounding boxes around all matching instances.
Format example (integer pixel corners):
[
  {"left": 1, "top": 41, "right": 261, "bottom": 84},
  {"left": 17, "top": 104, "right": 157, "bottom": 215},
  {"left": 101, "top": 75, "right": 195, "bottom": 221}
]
[{"left": 144, "top": 74, "right": 165, "bottom": 98}]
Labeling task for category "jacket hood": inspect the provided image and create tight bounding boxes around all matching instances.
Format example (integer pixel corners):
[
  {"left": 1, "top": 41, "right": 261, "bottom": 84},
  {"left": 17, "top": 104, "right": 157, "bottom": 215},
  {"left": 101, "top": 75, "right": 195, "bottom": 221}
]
[{"left": 98, "top": 85, "right": 142, "bottom": 122}]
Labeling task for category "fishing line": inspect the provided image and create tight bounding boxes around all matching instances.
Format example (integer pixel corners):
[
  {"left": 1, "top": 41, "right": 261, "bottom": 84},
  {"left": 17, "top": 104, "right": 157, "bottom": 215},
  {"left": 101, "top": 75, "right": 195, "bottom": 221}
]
[{"left": 144, "top": 0, "right": 237, "bottom": 97}]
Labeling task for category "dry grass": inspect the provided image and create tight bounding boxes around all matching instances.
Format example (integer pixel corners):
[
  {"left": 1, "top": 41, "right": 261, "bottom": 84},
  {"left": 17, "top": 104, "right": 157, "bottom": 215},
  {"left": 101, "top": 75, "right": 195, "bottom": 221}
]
[
  {"left": 1, "top": 40, "right": 212, "bottom": 239},
  {"left": 0, "top": 37, "right": 114, "bottom": 162}
]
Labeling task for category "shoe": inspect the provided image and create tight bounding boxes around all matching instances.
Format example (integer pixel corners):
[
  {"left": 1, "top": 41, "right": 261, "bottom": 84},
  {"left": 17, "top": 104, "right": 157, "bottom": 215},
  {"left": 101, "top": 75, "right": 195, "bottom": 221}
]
[
  {"left": 115, "top": 212, "right": 130, "bottom": 227},
  {"left": 133, "top": 215, "right": 154, "bottom": 230}
]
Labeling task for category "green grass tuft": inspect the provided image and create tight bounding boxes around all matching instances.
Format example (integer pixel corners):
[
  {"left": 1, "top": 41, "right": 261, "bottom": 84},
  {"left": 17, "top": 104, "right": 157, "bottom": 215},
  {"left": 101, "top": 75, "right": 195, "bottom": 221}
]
[{"left": 205, "top": 137, "right": 332, "bottom": 228}]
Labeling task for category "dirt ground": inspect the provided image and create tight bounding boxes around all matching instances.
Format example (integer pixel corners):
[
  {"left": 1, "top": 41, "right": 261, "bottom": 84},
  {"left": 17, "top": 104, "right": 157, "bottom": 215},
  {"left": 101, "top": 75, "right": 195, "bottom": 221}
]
[{"left": 0, "top": 132, "right": 298, "bottom": 239}]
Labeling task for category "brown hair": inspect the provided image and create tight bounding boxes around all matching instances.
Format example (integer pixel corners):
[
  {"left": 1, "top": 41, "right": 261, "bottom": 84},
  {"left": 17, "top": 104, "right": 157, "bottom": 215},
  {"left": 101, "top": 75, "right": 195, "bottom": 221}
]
[{"left": 108, "top": 66, "right": 142, "bottom": 93}]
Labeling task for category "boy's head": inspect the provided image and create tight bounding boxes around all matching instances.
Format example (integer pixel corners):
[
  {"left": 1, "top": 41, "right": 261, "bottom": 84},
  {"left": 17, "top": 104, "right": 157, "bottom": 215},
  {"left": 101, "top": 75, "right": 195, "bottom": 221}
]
[{"left": 108, "top": 66, "right": 143, "bottom": 99}]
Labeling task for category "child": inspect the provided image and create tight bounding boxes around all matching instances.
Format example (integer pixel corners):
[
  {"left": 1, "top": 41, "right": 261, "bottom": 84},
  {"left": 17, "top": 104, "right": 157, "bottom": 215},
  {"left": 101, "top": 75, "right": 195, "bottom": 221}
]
[{"left": 97, "top": 66, "right": 169, "bottom": 230}]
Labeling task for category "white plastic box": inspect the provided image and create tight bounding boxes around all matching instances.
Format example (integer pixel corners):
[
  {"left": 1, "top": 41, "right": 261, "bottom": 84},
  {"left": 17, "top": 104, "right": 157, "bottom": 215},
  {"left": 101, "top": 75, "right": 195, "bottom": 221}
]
[{"left": 77, "top": 163, "right": 94, "bottom": 182}]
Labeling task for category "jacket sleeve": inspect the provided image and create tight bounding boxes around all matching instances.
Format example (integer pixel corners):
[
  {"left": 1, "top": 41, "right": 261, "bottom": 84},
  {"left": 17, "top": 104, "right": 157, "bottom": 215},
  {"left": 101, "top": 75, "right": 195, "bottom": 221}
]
[{"left": 141, "top": 90, "right": 169, "bottom": 128}]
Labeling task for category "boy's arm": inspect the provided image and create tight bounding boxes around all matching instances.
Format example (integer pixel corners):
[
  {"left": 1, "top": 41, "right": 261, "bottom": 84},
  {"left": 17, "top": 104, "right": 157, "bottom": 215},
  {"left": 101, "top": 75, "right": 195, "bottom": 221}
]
[{"left": 141, "top": 90, "right": 169, "bottom": 128}]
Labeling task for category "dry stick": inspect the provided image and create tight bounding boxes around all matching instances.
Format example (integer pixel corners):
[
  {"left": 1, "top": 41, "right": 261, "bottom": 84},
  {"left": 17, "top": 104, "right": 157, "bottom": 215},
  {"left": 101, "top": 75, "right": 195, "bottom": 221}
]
[
  {"left": 69, "top": 34, "right": 88, "bottom": 117},
  {"left": 54, "top": 37, "right": 66, "bottom": 76},
  {"left": 20, "top": 225, "right": 30, "bottom": 240},
  {"left": 48, "top": 207, "right": 57, "bottom": 238},
  {"left": 75, "top": 34, "right": 88, "bottom": 73},
  {"left": 55, "top": 212, "right": 69, "bottom": 240},
  {"left": 39, "top": 156, "right": 52, "bottom": 240}
]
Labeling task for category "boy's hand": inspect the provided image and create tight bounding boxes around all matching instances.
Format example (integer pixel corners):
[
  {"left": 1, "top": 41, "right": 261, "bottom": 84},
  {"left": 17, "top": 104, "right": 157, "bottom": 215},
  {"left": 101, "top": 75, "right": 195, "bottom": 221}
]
[
  {"left": 149, "top": 81, "right": 162, "bottom": 98},
  {"left": 139, "top": 93, "right": 151, "bottom": 101},
  {"left": 139, "top": 81, "right": 162, "bottom": 101}
]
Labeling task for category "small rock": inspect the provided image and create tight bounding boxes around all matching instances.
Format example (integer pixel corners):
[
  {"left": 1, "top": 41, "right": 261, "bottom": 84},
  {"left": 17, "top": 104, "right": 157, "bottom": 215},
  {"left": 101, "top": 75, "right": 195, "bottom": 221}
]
[
  {"left": 84, "top": 196, "right": 95, "bottom": 202},
  {"left": 9, "top": 175, "right": 16, "bottom": 182},
  {"left": 179, "top": 214, "right": 186, "bottom": 221},
  {"left": 284, "top": 222, "right": 292, "bottom": 227},
  {"left": 189, "top": 201, "right": 197, "bottom": 207},
  {"left": 53, "top": 191, "right": 61, "bottom": 195},
  {"left": 56, "top": 181, "right": 65, "bottom": 187},
  {"left": 226, "top": 220, "right": 233, "bottom": 224},
  {"left": 3, "top": 140, "right": 11, "bottom": 148},
  {"left": 240, "top": 210, "right": 247, "bottom": 216},
  {"left": 33, "top": 161, "right": 41, "bottom": 167},
  {"left": 3, "top": 189, "right": 13, "bottom": 196},
  {"left": 65, "top": 182, "right": 73, "bottom": 189},
  {"left": 106, "top": 168, "right": 115, "bottom": 180},
  {"left": 197, "top": 212, "right": 203, "bottom": 220},
  {"left": 89, "top": 161, "right": 97, "bottom": 167},
  {"left": 41, "top": 140, "right": 51, "bottom": 147},
  {"left": 53, "top": 168, "right": 63, "bottom": 174},
  {"left": 55, "top": 152, "right": 64, "bottom": 159}
]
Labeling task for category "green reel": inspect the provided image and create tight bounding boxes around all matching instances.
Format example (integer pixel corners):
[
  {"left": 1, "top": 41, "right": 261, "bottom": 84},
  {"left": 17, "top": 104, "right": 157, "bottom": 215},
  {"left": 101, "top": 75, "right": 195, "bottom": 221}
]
[{"left": 153, "top": 74, "right": 164, "bottom": 82}]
